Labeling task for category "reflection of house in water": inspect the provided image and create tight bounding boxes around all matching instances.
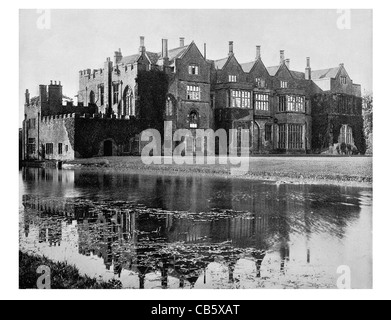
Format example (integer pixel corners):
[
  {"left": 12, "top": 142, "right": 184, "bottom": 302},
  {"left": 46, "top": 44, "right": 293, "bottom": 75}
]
[{"left": 21, "top": 169, "right": 364, "bottom": 288}]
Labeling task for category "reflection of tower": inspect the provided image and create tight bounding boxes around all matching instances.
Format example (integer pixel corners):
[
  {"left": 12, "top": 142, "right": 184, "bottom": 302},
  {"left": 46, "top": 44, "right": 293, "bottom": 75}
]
[
  {"left": 139, "top": 274, "right": 145, "bottom": 289},
  {"left": 280, "top": 242, "right": 290, "bottom": 274},
  {"left": 252, "top": 251, "right": 266, "bottom": 278}
]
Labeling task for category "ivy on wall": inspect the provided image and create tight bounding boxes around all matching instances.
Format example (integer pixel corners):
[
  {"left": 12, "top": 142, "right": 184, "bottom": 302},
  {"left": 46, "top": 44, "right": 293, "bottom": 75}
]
[
  {"left": 311, "top": 93, "right": 366, "bottom": 154},
  {"left": 137, "top": 70, "right": 169, "bottom": 136}
]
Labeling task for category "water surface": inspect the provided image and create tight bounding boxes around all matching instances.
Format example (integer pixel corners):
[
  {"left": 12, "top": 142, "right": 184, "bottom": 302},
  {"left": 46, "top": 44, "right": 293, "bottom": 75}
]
[{"left": 19, "top": 168, "right": 372, "bottom": 289}]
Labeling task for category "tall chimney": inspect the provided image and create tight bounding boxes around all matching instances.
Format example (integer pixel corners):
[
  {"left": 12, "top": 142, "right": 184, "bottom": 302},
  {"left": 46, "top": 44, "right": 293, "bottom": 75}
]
[
  {"left": 305, "top": 57, "right": 311, "bottom": 80},
  {"left": 228, "top": 41, "right": 234, "bottom": 56},
  {"left": 25, "top": 89, "right": 30, "bottom": 106},
  {"left": 180, "top": 37, "right": 185, "bottom": 47},
  {"left": 162, "top": 39, "right": 169, "bottom": 65},
  {"left": 285, "top": 59, "right": 290, "bottom": 69},
  {"left": 139, "top": 36, "right": 146, "bottom": 54},
  {"left": 204, "top": 43, "right": 207, "bottom": 60},
  {"left": 114, "top": 48, "right": 123, "bottom": 64},
  {"left": 280, "top": 50, "right": 285, "bottom": 65},
  {"left": 256, "top": 46, "right": 261, "bottom": 60}
]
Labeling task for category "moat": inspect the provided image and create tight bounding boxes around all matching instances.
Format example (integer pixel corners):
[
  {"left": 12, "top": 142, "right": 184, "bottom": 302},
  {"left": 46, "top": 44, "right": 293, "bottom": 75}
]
[{"left": 19, "top": 168, "right": 372, "bottom": 289}]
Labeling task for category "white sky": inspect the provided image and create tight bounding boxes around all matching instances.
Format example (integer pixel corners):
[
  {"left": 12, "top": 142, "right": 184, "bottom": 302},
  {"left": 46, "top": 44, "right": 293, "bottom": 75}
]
[{"left": 19, "top": 9, "right": 372, "bottom": 124}]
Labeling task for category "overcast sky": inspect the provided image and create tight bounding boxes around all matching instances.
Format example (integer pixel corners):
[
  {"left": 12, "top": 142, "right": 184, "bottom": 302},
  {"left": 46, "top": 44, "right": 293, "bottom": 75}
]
[{"left": 19, "top": 9, "right": 372, "bottom": 124}]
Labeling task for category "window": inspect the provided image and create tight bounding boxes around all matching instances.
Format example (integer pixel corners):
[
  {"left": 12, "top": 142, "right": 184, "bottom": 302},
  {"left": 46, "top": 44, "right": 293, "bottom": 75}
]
[
  {"left": 278, "top": 124, "right": 287, "bottom": 149},
  {"left": 340, "top": 77, "right": 347, "bottom": 85},
  {"left": 256, "top": 78, "right": 266, "bottom": 88},
  {"left": 27, "top": 138, "right": 36, "bottom": 155},
  {"left": 113, "top": 83, "right": 119, "bottom": 104},
  {"left": 278, "top": 124, "right": 304, "bottom": 149},
  {"left": 265, "top": 124, "right": 272, "bottom": 142},
  {"left": 166, "top": 97, "right": 174, "bottom": 116},
  {"left": 288, "top": 124, "right": 304, "bottom": 149},
  {"left": 189, "top": 111, "right": 199, "bottom": 129},
  {"left": 229, "top": 75, "right": 237, "bottom": 83},
  {"left": 279, "top": 96, "right": 287, "bottom": 112},
  {"left": 340, "top": 125, "right": 354, "bottom": 145},
  {"left": 45, "top": 143, "right": 54, "bottom": 155},
  {"left": 279, "top": 95, "right": 306, "bottom": 113},
  {"left": 65, "top": 145, "right": 69, "bottom": 153},
  {"left": 28, "top": 119, "right": 36, "bottom": 130},
  {"left": 189, "top": 65, "right": 199, "bottom": 75},
  {"left": 255, "top": 94, "right": 269, "bottom": 111},
  {"left": 231, "top": 90, "right": 251, "bottom": 108},
  {"left": 99, "top": 85, "right": 104, "bottom": 106},
  {"left": 186, "top": 86, "right": 200, "bottom": 100},
  {"left": 280, "top": 81, "right": 288, "bottom": 89},
  {"left": 58, "top": 143, "right": 63, "bottom": 155}
]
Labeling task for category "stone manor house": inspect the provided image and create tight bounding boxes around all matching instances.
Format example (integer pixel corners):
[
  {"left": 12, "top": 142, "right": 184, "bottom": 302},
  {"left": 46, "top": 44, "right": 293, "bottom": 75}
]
[{"left": 22, "top": 36, "right": 364, "bottom": 161}]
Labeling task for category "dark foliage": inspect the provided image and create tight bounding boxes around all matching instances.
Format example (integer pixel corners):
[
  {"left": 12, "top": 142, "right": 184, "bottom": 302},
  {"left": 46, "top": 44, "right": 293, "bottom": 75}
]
[
  {"left": 137, "top": 70, "right": 169, "bottom": 136},
  {"left": 19, "top": 251, "right": 122, "bottom": 289}
]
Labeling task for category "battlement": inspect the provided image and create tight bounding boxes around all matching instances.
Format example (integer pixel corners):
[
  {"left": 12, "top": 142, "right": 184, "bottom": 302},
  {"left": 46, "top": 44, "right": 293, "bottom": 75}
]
[
  {"left": 40, "top": 113, "right": 134, "bottom": 123},
  {"left": 79, "top": 68, "right": 104, "bottom": 79}
]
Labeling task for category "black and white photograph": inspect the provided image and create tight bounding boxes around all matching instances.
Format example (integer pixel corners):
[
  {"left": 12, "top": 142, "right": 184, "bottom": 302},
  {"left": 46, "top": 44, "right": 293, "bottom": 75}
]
[
  {"left": 0, "top": 1, "right": 389, "bottom": 303},
  {"left": 17, "top": 8, "right": 374, "bottom": 291}
]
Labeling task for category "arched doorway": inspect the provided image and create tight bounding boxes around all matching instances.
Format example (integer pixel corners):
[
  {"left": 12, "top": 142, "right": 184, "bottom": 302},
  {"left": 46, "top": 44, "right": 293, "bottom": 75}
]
[
  {"left": 89, "top": 91, "right": 96, "bottom": 104},
  {"left": 123, "top": 86, "right": 133, "bottom": 116},
  {"left": 104, "top": 140, "right": 113, "bottom": 157}
]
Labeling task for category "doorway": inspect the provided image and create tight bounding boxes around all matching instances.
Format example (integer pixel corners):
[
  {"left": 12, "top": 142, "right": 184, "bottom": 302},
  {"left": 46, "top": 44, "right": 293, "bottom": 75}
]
[{"left": 104, "top": 140, "right": 113, "bottom": 157}]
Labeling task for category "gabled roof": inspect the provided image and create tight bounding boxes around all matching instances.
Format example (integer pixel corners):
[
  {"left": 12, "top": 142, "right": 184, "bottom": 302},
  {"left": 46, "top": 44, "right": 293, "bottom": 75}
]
[
  {"left": 214, "top": 57, "right": 229, "bottom": 70},
  {"left": 241, "top": 61, "right": 257, "bottom": 73},
  {"left": 157, "top": 45, "right": 190, "bottom": 63},
  {"left": 266, "top": 66, "right": 280, "bottom": 77},
  {"left": 290, "top": 70, "right": 306, "bottom": 80},
  {"left": 120, "top": 51, "right": 160, "bottom": 65},
  {"left": 311, "top": 67, "right": 340, "bottom": 80},
  {"left": 121, "top": 54, "right": 140, "bottom": 65}
]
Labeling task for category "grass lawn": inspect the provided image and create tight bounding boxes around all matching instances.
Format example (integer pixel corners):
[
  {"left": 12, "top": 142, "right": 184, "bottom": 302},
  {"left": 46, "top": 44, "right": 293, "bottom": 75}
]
[{"left": 67, "top": 156, "right": 372, "bottom": 186}]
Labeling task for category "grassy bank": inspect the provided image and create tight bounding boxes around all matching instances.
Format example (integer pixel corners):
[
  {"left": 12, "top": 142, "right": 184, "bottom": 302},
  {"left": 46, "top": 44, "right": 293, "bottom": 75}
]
[
  {"left": 19, "top": 251, "right": 122, "bottom": 289},
  {"left": 65, "top": 156, "right": 372, "bottom": 187}
]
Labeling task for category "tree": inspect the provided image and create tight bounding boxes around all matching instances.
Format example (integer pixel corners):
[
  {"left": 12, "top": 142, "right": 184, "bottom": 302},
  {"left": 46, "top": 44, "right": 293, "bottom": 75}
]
[{"left": 362, "top": 93, "right": 373, "bottom": 155}]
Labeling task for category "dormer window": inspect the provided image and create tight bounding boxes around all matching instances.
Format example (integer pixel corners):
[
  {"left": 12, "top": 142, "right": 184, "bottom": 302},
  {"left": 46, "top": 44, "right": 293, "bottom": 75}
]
[
  {"left": 229, "top": 75, "right": 237, "bottom": 83},
  {"left": 280, "top": 81, "right": 288, "bottom": 89},
  {"left": 340, "top": 76, "right": 347, "bottom": 85},
  {"left": 189, "top": 65, "right": 199, "bottom": 75}
]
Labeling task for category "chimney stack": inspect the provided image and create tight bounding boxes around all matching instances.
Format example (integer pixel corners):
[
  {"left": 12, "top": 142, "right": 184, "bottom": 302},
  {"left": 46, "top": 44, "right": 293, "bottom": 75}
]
[
  {"left": 256, "top": 46, "right": 261, "bottom": 60},
  {"left": 305, "top": 57, "right": 312, "bottom": 80},
  {"left": 162, "top": 39, "right": 169, "bottom": 65},
  {"left": 114, "top": 48, "right": 123, "bottom": 64},
  {"left": 285, "top": 59, "right": 290, "bottom": 69},
  {"left": 180, "top": 37, "right": 185, "bottom": 47},
  {"left": 25, "top": 89, "right": 30, "bottom": 106},
  {"left": 280, "top": 50, "right": 285, "bottom": 65},
  {"left": 204, "top": 43, "right": 207, "bottom": 60},
  {"left": 139, "top": 36, "right": 146, "bottom": 54},
  {"left": 228, "top": 41, "right": 234, "bottom": 56}
]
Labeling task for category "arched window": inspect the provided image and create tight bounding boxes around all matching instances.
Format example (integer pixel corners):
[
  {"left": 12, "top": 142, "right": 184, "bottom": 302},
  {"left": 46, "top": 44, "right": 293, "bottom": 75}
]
[
  {"left": 166, "top": 97, "right": 174, "bottom": 116},
  {"left": 123, "top": 86, "right": 133, "bottom": 116},
  {"left": 89, "top": 91, "right": 96, "bottom": 104},
  {"left": 189, "top": 110, "right": 199, "bottom": 129}
]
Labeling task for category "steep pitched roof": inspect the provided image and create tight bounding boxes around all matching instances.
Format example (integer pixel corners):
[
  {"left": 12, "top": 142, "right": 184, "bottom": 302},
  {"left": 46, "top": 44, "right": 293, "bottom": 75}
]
[
  {"left": 266, "top": 66, "right": 280, "bottom": 76},
  {"left": 157, "top": 45, "right": 190, "bottom": 63},
  {"left": 311, "top": 67, "right": 340, "bottom": 80},
  {"left": 241, "top": 61, "right": 257, "bottom": 73},
  {"left": 290, "top": 70, "right": 306, "bottom": 80},
  {"left": 120, "top": 54, "right": 140, "bottom": 65},
  {"left": 214, "top": 57, "right": 229, "bottom": 70}
]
